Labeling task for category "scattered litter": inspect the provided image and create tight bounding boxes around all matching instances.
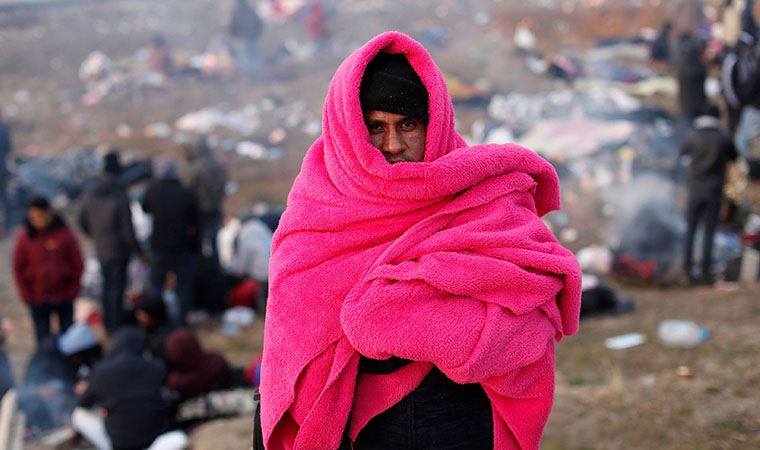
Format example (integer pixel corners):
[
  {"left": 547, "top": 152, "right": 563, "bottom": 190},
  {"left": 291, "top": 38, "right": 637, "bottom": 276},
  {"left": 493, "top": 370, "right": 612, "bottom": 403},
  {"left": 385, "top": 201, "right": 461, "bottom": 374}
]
[
  {"left": 676, "top": 366, "right": 695, "bottom": 378},
  {"left": 577, "top": 245, "right": 613, "bottom": 275},
  {"left": 176, "top": 106, "right": 260, "bottom": 135},
  {"left": 473, "top": 11, "right": 490, "bottom": 25},
  {"left": 625, "top": 76, "right": 678, "bottom": 97},
  {"left": 517, "top": 118, "right": 634, "bottom": 160},
  {"left": 560, "top": 228, "right": 579, "bottom": 243},
  {"left": 79, "top": 51, "right": 113, "bottom": 82},
  {"left": 177, "top": 388, "right": 256, "bottom": 422},
  {"left": 13, "top": 90, "right": 31, "bottom": 105},
  {"left": 641, "top": 374, "right": 656, "bottom": 387},
  {"left": 740, "top": 247, "right": 759, "bottom": 283},
  {"left": 283, "top": 38, "right": 317, "bottom": 61},
  {"left": 185, "top": 310, "right": 209, "bottom": 326},
  {"left": 513, "top": 19, "right": 536, "bottom": 54},
  {"left": 705, "top": 77, "right": 721, "bottom": 98},
  {"left": 714, "top": 281, "right": 740, "bottom": 292},
  {"left": 115, "top": 123, "right": 133, "bottom": 139},
  {"left": 657, "top": 320, "right": 709, "bottom": 348},
  {"left": 605, "top": 333, "right": 646, "bottom": 350},
  {"left": 223, "top": 306, "right": 256, "bottom": 329},
  {"left": 268, "top": 127, "right": 287, "bottom": 145},
  {"left": 225, "top": 181, "right": 239, "bottom": 195},
  {"left": 144, "top": 122, "right": 172, "bottom": 139},
  {"left": 235, "top": 141, "right": 268, "bottom": 160},
  {"left": 483, "top": 126, "right": 514, "bottom": 145},
  {"left": 40, "top": 427, "right": 78, "bottom": 447},
  {"left": 79, "top": 258, "right": 102, "bottom": 301},
  {"left": 302, "top": 119, "right": 321, "bottom": 137},
  {"left": 445, "top": 72, "right": 488, "bottom": 105},
  {"left": 10, "top": 148, "right": 102, "bottom": 200},
  {"left": 581, "top": 275, "right": 636, "bottom": 319}
]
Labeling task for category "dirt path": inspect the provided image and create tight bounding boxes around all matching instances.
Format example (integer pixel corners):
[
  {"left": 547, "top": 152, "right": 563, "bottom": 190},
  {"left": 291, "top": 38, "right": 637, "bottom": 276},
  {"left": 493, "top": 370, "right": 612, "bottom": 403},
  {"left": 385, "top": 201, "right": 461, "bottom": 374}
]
[
  {"left": 545, "top": 283, "right": 760, "bottom": 450},
  {"left": 0, "top": 231, "right": 40, "bottom": 382}
]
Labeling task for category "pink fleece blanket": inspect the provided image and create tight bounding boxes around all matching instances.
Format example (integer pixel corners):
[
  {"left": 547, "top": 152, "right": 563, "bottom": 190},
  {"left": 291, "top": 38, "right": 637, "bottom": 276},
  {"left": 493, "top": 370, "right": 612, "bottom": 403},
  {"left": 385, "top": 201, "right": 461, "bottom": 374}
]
[{"left": 260, "top": 31, "right": 581, "bottom": 450}]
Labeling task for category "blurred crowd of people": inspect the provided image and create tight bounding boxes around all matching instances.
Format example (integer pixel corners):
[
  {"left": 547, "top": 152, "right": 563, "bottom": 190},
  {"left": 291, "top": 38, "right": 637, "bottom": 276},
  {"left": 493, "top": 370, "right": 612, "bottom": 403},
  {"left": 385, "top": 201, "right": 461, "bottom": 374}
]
[
  {"left": 646, "top": 0, "right": 760, "bottom": 285},
  {"left": 3, "top": 136, "right": 271, "bottom": 448}
]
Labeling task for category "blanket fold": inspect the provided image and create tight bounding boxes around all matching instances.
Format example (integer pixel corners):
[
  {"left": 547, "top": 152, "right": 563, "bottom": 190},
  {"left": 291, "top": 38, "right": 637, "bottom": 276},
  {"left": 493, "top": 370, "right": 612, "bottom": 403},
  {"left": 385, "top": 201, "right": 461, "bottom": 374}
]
[{"left": 261, "top": 31, "right": 581, "bottom": 450}]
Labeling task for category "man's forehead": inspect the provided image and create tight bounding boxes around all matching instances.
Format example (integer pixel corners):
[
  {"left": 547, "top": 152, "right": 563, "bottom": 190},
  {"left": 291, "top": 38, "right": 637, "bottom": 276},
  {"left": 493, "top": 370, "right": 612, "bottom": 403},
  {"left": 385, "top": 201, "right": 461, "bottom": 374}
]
[{"left": 364, "top": 110, "right": 415, "bottom": 122}]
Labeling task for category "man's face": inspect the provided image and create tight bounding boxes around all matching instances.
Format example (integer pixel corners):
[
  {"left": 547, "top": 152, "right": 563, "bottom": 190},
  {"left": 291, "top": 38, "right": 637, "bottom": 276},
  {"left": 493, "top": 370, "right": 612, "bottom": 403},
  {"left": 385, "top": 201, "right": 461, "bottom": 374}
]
[
  {"left": 28, "top": 207, "right": 53, "bottom": 231},
  {"left": 364, "top": 110, "right": 427, "bottom": 164}
]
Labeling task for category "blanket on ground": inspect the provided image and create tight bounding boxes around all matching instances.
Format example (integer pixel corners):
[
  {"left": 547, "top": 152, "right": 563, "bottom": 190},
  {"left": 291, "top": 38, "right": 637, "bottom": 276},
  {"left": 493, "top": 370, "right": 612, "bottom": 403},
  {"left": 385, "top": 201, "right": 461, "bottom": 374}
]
[{"left": 260, "top": 31, "right": 582, "bottom": 450}]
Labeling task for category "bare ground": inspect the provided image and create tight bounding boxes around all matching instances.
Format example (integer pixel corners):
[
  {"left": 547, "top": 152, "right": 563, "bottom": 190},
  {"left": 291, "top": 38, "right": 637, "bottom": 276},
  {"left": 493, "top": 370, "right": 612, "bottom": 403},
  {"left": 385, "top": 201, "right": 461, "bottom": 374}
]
[{"left": 1, "top": 0, "right": 759, "bottom": 449}]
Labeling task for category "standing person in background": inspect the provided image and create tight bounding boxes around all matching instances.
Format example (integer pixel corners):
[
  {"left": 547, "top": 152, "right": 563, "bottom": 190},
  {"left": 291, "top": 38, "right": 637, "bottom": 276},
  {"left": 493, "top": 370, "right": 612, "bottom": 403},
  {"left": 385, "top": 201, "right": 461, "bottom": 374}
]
[
  {"left": 680, "top": 106, "right": 738, "bottom": 285},
  {"left": 723, "top": 0, "right": 745, "bottom": 49},
  {"left": 675, "top": 31, "right": 709, "bottom": 122},
  {"left": 228, "top": 217, "right": 272, "bottom": 315},
  {"left": 742, "top": 0, "right": 759, "bottom": 41},
  {"left": 650, "top": 21, "right": 673, "bottom": 69},
  {"left": 141, "top": 163, "right": 200, "bottom": 325},
  {"left": 306, "top": 0, "right": 328, "bottom": 44},
  {"left": 228, "top": 0, "right": 265, "bottom": 79},
  {"left": 79, "top": 151, "right": 142, "bottom": 333},
  {"left": 720, "top": 32, "right": 758, "bottom": 133},
  {"left": 180, "top": 138, "right": 227, "bottom": 263},
  {"left": 147, "top": 34, "right": 174, "bottom": 76},
  {"left": 13, "top": 197, "right": 83, "bottom": 344},
  {"left": 0, "top": 114, "right": 11, "bottom": 233}
]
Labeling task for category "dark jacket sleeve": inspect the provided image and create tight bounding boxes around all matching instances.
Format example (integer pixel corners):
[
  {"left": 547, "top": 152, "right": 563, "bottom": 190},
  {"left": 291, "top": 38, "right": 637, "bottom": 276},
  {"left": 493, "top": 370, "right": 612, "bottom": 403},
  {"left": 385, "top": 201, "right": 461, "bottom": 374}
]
[
  {"left": 12, "top": 231, "right": 32, "bottom": 304},
  {"left": 77, "top": 363, "right": 110, "bottom": 408},
  {"left": 78, "top": 198, "right": 91, "bottom": 236},
  {"left": 63, "top": 228, "right": 84, "bottom": 300},
  {"left": 77, "top": 378, "right": 101, "bottom": 408},
  {"left": 141, "top": 186, "right": 153, "bottom": 214},
  {"left": 679, "top": 133, "right": 694, "bottom": 157},
  {"left": 188, "top": 191, "right": 201, "bottom": 252},
  {"left": 118, "top": 194, "right": 142, "bottom": 256},
  {"left": 0, "top": 125, "right": 10, "bottom": 162},
  {"left": 725, "top": 136, "right": 739, "bottom": 161}
]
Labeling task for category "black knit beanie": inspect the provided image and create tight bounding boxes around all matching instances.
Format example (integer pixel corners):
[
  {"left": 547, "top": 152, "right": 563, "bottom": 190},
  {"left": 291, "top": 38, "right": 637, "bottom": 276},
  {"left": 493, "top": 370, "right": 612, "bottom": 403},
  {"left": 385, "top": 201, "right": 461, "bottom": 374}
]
[{"left": 360, "top": 52, "right": 429, "bottom": 123}]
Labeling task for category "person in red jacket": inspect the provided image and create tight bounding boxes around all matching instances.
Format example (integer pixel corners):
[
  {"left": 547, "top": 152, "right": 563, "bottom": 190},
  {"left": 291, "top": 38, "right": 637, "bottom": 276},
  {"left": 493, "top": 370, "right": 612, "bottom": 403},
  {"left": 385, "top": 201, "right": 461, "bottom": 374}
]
[
  {"left": 13, "top": 197, "right": 83, "bottom": 344},
  {"left": 164, "top": 328, "right": 231, "bottom": 400}
]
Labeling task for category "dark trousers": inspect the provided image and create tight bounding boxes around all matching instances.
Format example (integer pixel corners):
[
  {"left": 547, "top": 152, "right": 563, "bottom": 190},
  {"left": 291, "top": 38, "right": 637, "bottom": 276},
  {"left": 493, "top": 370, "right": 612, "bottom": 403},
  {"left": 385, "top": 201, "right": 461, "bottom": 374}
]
[
  {"left": 257, "top": 281, "right": 268, "bottom": 316},
  {"left": 254, "top": 369, "right": 494, "bottom": 450},
  {"left": 150, "top": 252, "right": 197, "bottom": 323},
  {"left": 0, "top": 173, "right": 8, "bottom": 230},
  {"left": 100, "top": 258, "right": 129, "bottom": 333},
  {"left": 29, "top": 301, "right": 74, "bottom": 344},
  {"left": 200, "top": 211, "right": 223, "bottom": 262},
  {"left": 346, "top": 368, "right": 493, "bottom": 450},
  {"left": 684, "top": 188, "right": 722, "bottom": 279}
]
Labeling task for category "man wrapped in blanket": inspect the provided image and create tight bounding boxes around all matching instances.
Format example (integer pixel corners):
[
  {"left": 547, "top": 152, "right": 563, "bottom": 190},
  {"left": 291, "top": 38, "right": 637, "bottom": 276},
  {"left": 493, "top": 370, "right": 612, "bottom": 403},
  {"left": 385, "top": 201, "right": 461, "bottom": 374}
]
[{"left": 259, "top": 32, "right": 582, "bottom": 450}]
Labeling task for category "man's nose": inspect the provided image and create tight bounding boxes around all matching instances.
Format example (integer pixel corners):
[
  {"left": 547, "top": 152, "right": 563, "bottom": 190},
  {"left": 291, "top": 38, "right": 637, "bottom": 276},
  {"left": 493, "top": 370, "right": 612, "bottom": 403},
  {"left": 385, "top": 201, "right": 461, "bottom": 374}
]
[{"left": 382, "top": 129, "right": 405, "bottom": 155}]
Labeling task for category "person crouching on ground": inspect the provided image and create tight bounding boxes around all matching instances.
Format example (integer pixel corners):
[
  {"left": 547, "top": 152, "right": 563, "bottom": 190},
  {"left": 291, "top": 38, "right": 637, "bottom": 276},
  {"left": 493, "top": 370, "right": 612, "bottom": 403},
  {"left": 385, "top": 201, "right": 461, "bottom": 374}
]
[
  {"left": 12, "top": 196, "right": 83, "bottom": 344},
  {"left": 257, "top": 32, "right": 581, "bottom": 450},
  {"left": 164, "top": 329, "right": 231, "bottom": 401},
  {"left": 134, "top": 290, "right": 177, "bottom": 362},
  {"left": 73, "top": 327, "right": 187, "bottom": 450}
]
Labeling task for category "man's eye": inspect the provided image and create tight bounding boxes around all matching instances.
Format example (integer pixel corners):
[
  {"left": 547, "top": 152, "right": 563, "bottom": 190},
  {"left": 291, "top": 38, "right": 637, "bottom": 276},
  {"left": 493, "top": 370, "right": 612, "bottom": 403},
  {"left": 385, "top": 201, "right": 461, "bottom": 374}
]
[
  {"left": 400, "top": 120, "right": 416, "bottom": 130},
  {"left": 367, "top": 123, "right": 383, "bottom": 133}
]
